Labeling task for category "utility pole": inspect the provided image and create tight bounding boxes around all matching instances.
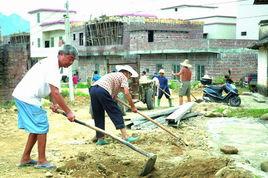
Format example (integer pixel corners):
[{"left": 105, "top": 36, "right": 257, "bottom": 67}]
[
  {"left": 64, "top": 0, "right": 74, "bottom": 101},
  {"left": 0, "top": 26, "right": 2, "bottom": 44}
]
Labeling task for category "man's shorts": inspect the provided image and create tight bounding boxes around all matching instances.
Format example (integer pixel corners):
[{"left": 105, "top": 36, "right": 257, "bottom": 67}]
[
  {"left": 179, "top": 81, "right": 191, "bottom": 96},
  {"left": 14, "top": 98, "right": 49, "bottom": 134}
]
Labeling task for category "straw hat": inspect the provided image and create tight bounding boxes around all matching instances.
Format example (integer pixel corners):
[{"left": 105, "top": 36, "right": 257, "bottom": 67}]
[
  {"left": 180, "top": 59, "right": 192, "bottom": 68},
  {"left": 115, "top": 65, "right": 139, "bottom": 78},
  {"left": 159, "top": 69, "right": 165, "bottom": 74}
]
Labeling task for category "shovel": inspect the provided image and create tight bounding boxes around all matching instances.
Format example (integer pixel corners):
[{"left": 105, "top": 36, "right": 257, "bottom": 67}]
[
  {"left": 158, "top": 88, "right": 176, "bottom": 99},
  {"left": 116, "top": 98, "right": 187, "bottom": 146},
  {"left": 57, "top": 110, "right": 156, "bottom": 176},
  {"left": 174, "top": 80, "right": 203, "bottom": 103},
  {"left": 190, "top": 93, "right": 203, "bottom": 103}
]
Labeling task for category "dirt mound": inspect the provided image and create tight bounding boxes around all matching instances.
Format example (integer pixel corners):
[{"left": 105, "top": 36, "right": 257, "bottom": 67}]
[
  {"left": 170, "top": 156, "right": 230, "bottom": 177},
  {"left": 215, "top": 166, "right": 254, "bottom": 178},
  {"left": 56, "top": 151, "right": 147, "bottom": 177}
]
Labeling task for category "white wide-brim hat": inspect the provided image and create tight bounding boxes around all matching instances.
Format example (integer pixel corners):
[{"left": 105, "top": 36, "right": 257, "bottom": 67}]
[
  {"left": 115, "top": 65, "right": 139, "bottom": 78},
  {"left": 180, "top": 59, "right": 192, "bottom": 68},
  {"left": 159, "top": 69, "right": 165, "bottom": 74}
]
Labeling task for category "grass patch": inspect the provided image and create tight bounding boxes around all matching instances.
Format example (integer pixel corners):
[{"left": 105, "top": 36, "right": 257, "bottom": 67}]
[
  {"left": 77, "top": 82, "right": 89, "bottom": 88},
  {"left": 0, "top": 100, "right": 15, "bottom": 109},
  {"left": 213, "top": 107, "right": 225, "bottom": 113},
  {"left": 227, "top": 108, "right": 268, "bottom": 118},
  {"left": 236, "top": 86, "right": 250, "bottom": 94},
  {"left": 76, "top": 91, "right": 89, "bottom": 97},
  {"left": 61, "top": 82, "right": 89, "bottom": 89},
  {"left": 61, "top": 89, "right": 89, "bottom": 97}
]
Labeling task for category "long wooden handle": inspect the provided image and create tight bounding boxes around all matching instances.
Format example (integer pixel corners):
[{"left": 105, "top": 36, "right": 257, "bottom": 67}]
[
  {"left": 57, "top": 110, "right": 154, "bottom": 158},
  {"left": 159, "top": 88, "right": 171, "bottom": 97},
  {"left": 116, "top": 99, "right": 180, "bottom": 140}
]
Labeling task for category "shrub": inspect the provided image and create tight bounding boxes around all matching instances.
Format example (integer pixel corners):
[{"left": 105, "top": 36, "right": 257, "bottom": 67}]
[
  {"left": 169, "top": 80, "right": 181, "bottom": 90},
  {"left": 61, "top": 90, "right": 69, "bottom": 97},
  {"left": 77, "top": 82, "right": 89, "bottom": 88},
  {"left": 213, "top": 76, "right": 225, "bottom": 85},
  {"left": 191, "top": 81, "right": 201, "bottom": 90}
]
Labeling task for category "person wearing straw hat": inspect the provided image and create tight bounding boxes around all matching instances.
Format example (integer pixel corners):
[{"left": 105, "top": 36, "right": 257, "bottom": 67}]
[
  {"left": 90, "top": 65, "right": 139, "bottom": 145},
  {"left": 173, "top": 59, "right": 192, "bottom": 105},
  {"left": 157, "top": 69, "right": 173, "bottom": 107}
]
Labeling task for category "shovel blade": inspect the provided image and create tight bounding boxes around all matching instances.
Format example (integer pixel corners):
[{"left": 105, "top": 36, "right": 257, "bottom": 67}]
[
  {"left": 195, "top": 99, "right": 203, "bottom": 103},
  {"left": 140, "top": 154, "right": 157, "bottom": 176}
]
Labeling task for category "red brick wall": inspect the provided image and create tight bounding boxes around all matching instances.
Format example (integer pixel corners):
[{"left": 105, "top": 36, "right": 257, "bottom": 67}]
[{"left": 0, "top": 44, "right": 29, "bottom": 102}]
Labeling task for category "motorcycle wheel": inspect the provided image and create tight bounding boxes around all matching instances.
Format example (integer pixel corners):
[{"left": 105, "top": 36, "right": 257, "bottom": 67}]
[{"left": 229, "top": 96, "right": 241, "bottom": 107}]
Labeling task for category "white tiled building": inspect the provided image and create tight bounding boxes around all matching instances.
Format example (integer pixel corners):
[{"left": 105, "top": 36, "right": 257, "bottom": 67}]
[
  {"left": 28, "top": 8, "right": 77, "bottom": 58},
  {"left": 236, "top": 0, "right": 268, "bottom": 40},
  {"left": 160, "top": 5, "right": 236, "bottom": 39}
]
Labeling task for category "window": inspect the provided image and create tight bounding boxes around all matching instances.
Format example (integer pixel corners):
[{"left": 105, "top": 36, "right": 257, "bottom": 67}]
[
  {"left": 148, "top": 30, "right": 154, "bottom": 42},
  {"left": 175, "top": 8, "right": 178, "bottom": 12},
  {"left": 241, "top": 31, "right": 247, "bottom": 36},
  {"left": 58, "top": 36, "right": 64, "bottom": 47},
  {"left": 196, "top": 65, "right": 205, "bottom": 81},
  {"left": 45, "top": 41, "right": 50, "bottom": 48},
  {"left": 79, "top": 33, "right": 84, "bottom": 46},
  {"left": 172, "top": 64, "right": 180, "bottom": 79},
  {"left": 156, "top": 64, "right": 163, "bottom": 73},
  {"left": 95, "top": 64, "right": 100, "bottom": 72},
  {"left": 73, "top": 34, "right": 76, "bottom": 41},
  {"left": 203, "top": 33, "right": 208, "bottom": 39},
  {"left": 51, "top": 37, "right": 54, "bottom": 47},
  {"left": 37, "top": 13, "right": 40, "bottom": 23},
  {"left": 37, "top": 38, "right": 40, "bottom": 48}
]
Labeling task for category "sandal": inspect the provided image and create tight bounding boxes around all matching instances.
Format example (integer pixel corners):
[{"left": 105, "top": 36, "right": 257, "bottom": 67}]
[
  {"left": 96, "top": 139, "right": 109, "bottom": 145},
  {"left": 125, "top": 136, "right": 139, "bottom": 143},
  {"left": 17, "top": 159, "right": 37, "bottom": 167},
  {"left": 34, "top": 162, "right": 56, "bottom": 169}
]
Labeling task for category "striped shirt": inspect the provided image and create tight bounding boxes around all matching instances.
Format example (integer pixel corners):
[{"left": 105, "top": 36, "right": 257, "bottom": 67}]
[{"left": 93, "top": 72, "right": 129, "bottom": 97}]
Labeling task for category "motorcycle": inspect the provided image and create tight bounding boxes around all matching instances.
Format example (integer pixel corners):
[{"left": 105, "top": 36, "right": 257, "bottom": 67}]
[{"left": 201, "top": 77, "right": 241, "bottom": 107}]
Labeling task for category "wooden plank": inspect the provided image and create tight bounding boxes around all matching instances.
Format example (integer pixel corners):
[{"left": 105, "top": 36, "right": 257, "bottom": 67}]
[
  {"left": 253, "top": 97, "right": 266, "bottom": 103},
  {"left": 166, "top": 102, "right": 195, "bottom": 123},
  {"left": 168, "top": 112, "right": 199, "bottom": 128},
  {"left": 130, "top": 106, "right": 180, "bottom": 125},
  {"left": 131, "top": 116, "right": 167, "bottom": 130}
]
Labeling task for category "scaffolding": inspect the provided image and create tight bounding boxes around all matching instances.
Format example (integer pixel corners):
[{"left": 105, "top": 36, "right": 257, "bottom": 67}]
[{"left": 86, "top": 21, "right": 124, "bottom": 46}]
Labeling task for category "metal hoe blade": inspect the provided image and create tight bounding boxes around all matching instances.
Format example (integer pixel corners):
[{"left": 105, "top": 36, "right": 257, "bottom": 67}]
[
  {"left": 140, "top": 154, "right": 157, "bottom": 176},
  {"left": 57, "top": 110, "right": 157, "bottom": 176}
]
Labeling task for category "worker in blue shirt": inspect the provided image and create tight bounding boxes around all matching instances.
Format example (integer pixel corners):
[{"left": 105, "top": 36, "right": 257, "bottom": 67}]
[{"left": 157, "top": 69, "right": 172, "bottom": 107}]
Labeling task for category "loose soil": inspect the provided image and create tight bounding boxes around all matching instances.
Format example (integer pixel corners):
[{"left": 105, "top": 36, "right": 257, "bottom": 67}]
[{"left": 0, "top": 91, "right": 266, "bottom": 178}]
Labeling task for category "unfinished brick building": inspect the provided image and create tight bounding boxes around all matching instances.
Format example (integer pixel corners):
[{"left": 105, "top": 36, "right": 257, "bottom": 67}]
[
  {"left": 71, "top": 15, "right": 258, "bottom": 82},
  {"left": 0, "top": 33, "right": 30, "bottom": 103}
]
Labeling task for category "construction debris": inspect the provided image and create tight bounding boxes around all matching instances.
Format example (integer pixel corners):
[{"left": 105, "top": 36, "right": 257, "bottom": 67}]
[
  {"left": 131, "top": 116, "right": 166, "bottom": 130},
  {"left": 126, "top": 102, "right": 199, "bottom": 130},
  {"left": 166, "top": 102, "right": 195, "bottom": 124},
  {"left": 169, "top": 112, "right": 201, "bottom": 128},
  {"left": 125, "top": 106, "right": 180, "bottom": 128}
]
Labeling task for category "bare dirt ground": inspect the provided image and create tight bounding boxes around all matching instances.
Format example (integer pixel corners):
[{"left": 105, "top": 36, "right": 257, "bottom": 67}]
[{"left": 0, "top": 90, "right": 267, "bottom": 178}]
